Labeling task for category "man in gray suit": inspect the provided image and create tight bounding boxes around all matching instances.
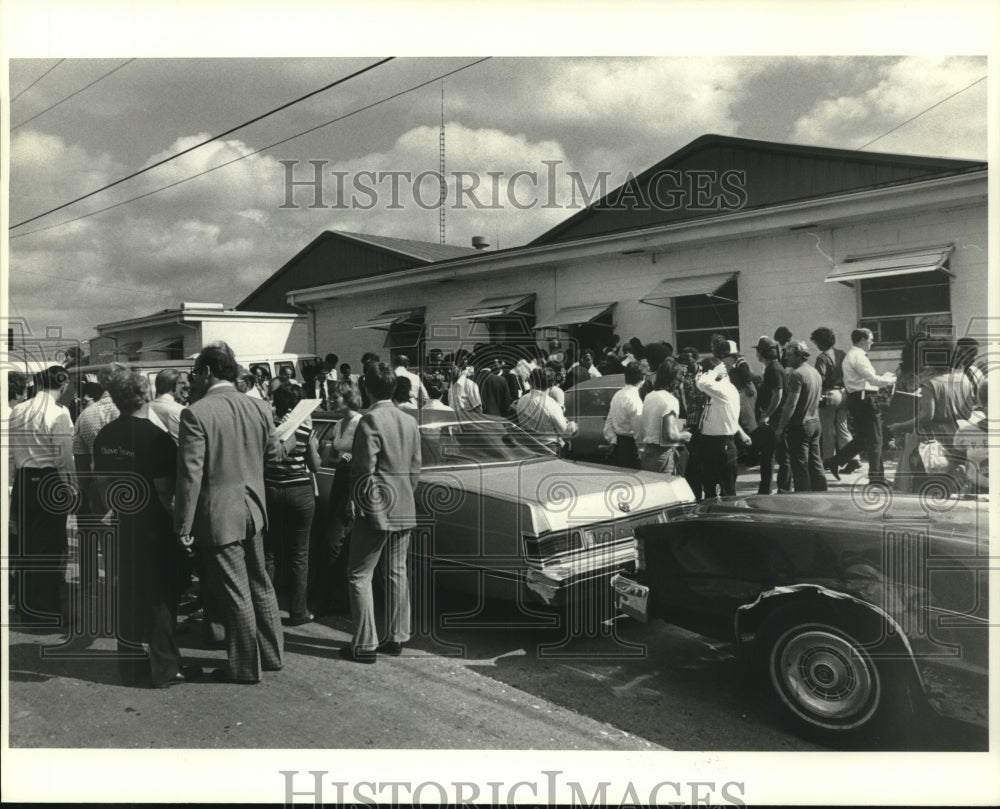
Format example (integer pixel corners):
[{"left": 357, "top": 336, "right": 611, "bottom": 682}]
[
  {"left": 341, "top": 362, "right": 422, "bottom": 663},
  {"left": 175, "top": 345, "right": 289, "bottom": 683}
]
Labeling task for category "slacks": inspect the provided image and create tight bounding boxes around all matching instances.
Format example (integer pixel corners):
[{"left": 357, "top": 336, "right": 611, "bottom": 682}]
[
  {"left": 264, "top": 482, "right": 315, "bottom": 622},
  {"left": 818, "top": 397, "right": 853, "bottom": 462},
  {"left": 203, "top": 521, "right": 284, "bottom": 681},
  {"left": 786, "top": 420, "right": 829, "bottom": 492},
  {"left": 11, "top": 467, "right": 68, "bottom": 621},
  {"left": 836, "top": 393, "right": 885, "bottom": 481},
  {"left": 699, "top": 434, "right": 738, "bottom": 498},
  {"left": 347, "top": 518, "right": 412, "bottom": 652}
]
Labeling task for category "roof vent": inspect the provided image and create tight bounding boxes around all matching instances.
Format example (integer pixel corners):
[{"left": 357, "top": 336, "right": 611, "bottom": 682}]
[
  {"left": 180, "top": 302, "right": 225, "bottom": 310},
  {"left": 471, "top": 236, "right": 490, "bottom": 251}
]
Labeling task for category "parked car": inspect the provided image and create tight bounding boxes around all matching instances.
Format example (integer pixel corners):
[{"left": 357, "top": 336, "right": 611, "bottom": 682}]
[
  {"left": 611, "top": 492, "right": 989, "bottom": 744},
  {"left": 563, "top": 373, "right": 622, "bottom": 461},
  {"left": 311, "top": 408, "right": 695, "bottom": 613}
]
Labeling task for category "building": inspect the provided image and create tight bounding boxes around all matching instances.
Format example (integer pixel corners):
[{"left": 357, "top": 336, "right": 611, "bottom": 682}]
[
  {"left": 283, "top": 135, "right": 988, "bottom": 371},
  {"left": 89, "top": 302, "right": 309, "bottom": 363}
]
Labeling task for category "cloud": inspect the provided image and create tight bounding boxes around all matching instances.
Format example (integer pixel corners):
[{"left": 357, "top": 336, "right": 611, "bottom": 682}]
[{"left": 790, "top": 56, "right": 987, "bottom": 158}]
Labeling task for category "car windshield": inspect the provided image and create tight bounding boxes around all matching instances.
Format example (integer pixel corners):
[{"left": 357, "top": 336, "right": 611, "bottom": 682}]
[{"left": 419, "top": 417, "right": 556, "bottom": 467}]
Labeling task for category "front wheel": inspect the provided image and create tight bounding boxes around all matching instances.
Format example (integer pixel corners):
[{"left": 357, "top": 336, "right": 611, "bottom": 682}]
[{"left": 757, "top": 607, "right": 916, "bottom": 745}]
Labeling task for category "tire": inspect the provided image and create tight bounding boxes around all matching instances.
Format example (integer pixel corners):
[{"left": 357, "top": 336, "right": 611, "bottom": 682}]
[{"left": 757, "top": 605, "right": 915, "bottom": 745}]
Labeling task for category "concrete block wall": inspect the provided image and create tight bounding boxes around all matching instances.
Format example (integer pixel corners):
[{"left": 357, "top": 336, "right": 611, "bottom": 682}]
[{"left": 310, "top": 199, "right": 987, "bottom": 375}]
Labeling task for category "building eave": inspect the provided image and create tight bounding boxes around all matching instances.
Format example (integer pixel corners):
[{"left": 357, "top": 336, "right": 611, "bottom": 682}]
[
  {"left": 96, "top": 308, "right": 306, "bottom": 335},
  {"left": 286, "top": 169, "right": 987, "bottom": 307}
]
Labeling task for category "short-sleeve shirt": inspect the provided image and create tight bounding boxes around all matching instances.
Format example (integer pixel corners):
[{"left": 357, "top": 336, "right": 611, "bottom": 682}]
[
  {"left": 93, "top": 415, "right": 175, "bottom": 525},
  {"left": 783, "top": 363, "right": 823, "bottom": 425},
  {"left": 265, "top": 414, "right": 313, "bottom": 486},
  {"left": 757, "top": 361, "right": 785, "bottom": 418}
]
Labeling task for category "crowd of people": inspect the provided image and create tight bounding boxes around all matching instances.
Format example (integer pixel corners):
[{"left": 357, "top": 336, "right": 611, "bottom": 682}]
[
  {"left": 6, "top": 326, "right": 989, "bottom": 688},
  {"left": 590, "top": 327, "right": 988, "bottom": 501}
]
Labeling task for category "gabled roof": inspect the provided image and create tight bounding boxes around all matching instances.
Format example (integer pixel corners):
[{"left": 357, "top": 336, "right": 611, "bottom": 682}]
[
  {"left": 334, "top": 231, "right": 478, "bottom": 263},
  {"left": 237, "top": 230, "right": 477, "bottom": 311},
  {"left": 531, "top": 134, "right": 986, "bottom": 246}
]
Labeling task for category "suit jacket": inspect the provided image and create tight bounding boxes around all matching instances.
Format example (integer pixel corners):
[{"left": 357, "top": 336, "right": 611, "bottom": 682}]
[
  {"left": 175, "top": 382, "right": 285, "bottom": 546},
  {"left": 350, "top": 400, "right": 421, "bottom": 532}
]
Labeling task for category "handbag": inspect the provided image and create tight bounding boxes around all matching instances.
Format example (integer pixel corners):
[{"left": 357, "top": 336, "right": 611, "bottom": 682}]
[{"left": 916, "top": 439, "right": 950, "bottom": 473}]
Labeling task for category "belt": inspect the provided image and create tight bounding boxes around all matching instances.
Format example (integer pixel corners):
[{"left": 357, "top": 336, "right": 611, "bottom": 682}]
[
  {"left": 700, "top": 433, "right": 734, "bottom": 441},
  {"left": 847, "top": 390, "right": 868, "bottom": 399}
]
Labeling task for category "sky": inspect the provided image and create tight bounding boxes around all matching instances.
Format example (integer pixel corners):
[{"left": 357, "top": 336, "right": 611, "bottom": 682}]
[{"left": 4, "top": 45, "right": 990, "bottom": 344}]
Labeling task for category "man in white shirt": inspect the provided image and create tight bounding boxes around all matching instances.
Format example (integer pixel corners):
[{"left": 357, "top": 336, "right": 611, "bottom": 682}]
[
  {"left": 514, "top": 367, "right": 578, "bottom": 453},
  {"left": 603, "top": 363, "right": 644, "bottom": 468},
  {"left": 423, "top": 374, "right": 454, "bottom": 412},
  {"left": 149, "top": 369, "right": 190, "bottom": 443},
  {"left": 393, "top": 354, "right": 429, "bottom": 408},
  {"left": 9, "top": 366, "right": 75, "bottom": 625},
  {"left": 832, "top": 328, "right": 896, "bottom": 484},
  {"left": 448, "top": 364, "right": 483, "bottom": 419},
  {"left": 695, "top": 357, "right": 751, "bottom": 497}
]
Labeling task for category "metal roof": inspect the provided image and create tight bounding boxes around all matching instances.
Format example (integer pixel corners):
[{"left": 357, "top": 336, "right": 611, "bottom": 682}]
[{"left": 531, "top": 134, "right": 986, "bottom": 246}]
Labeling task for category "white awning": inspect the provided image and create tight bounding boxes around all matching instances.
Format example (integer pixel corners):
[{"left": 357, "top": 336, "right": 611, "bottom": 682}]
[
  {"left": 825, "top": 244, "right": 954, "bottom": 286},
  {"left": 451, "top": 293, "right": 535, "bottom": 320},
  {"left": 639, "top": 271, "right": 739, "bottom": 309},
  {"left": 352, "top": 307, "right": 425, "bottom": 331},
  {"left": 533, "top": 302, "right": 616, "bottom": 330}
]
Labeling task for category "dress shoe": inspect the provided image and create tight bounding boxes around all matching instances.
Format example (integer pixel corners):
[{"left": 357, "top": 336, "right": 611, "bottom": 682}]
[
  {"left": 153, "top": 664, "right": 203, "bottom": 689},
  {"left": 376, "top": 640, "right": 403, "bottom": 656},
  {"left": 841, "top": 459, "right": 862, "bottom": 475},
  {"left": 338, "top": 645, "right": 376, "bottom": 664},
  {"left": 823, "top": 459, "right": 841, "bottom": 481},
  {"left": 210, "top": 667, "right": 260, "bottom": 685},
  {"left": 286, "top": 613, "right": 315, "bottom": 627}
]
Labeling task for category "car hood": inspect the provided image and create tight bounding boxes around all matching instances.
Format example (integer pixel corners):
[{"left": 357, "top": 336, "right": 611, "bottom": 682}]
[{"left": 423, "top": 458, "right": 694, "bottom": 534}]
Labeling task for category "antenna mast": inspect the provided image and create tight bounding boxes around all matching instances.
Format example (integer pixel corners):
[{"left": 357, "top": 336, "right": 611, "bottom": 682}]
[{"left": 439, "top": 81, "right": 446, "bottom": 245}]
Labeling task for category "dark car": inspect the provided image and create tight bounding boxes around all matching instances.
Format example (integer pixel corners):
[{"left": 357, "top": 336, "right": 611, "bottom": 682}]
[
  {"left": 611, "top": 492, "right": 989, "bottom": 744},
  {"left": 563, "top": 373, "right": 623, "bottom": 461},
  {"left": 311, "top": 408, "right": 694, "bottom": 613}
]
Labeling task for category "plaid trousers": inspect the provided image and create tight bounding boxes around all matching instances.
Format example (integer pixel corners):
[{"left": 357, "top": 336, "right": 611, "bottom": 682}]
[{"left": 203, "top": 522, "right": 284, "bottom": 681}]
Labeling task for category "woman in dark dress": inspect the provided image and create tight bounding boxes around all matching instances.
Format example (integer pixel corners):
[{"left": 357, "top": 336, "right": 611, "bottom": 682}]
[{"left": 93, "top": 370, "right": 198, "bottom": 688}]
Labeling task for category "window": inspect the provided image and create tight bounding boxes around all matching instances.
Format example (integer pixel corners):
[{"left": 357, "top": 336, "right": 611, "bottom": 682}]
[
  {"left": 673, "top": 278, "right": 740, "bottom": 354},
  {"left": 859, "top": 271, "right": 951, "bottom": 345},
  {"left": 384, "top": 313, "right": 425, "bottom": 358}
]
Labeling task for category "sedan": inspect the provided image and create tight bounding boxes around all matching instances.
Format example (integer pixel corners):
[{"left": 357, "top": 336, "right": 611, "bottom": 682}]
[
  {"left": 611, "top": 492, "right": 989, "bottom": 745},
  {"left": 312, "top": 409, "right": 694, "bottom": 615}
]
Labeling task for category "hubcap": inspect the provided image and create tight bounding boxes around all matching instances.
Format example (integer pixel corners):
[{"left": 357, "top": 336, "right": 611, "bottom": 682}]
[{"left": 774, "top": 628, "right": 879, "bottom": 728}]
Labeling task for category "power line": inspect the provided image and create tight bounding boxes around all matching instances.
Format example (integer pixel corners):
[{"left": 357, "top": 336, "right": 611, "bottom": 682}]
[
  {"left": 10, "top": 59, "right": 64, "bottom": 103},
  {"left": 857, "top": 75, "right": 987, "bottom": 151},
  {"left": 12, "top": 268, "right": 178, "bottom": 299},
  {"left": 12, "top": 59, "right": 135, "bottom": 132},
  {"left": 11, "top": 57, "right": 493, "bottom": 241},
  {"left": 10, "top": 57, "right": 395, "bottom": 230}
]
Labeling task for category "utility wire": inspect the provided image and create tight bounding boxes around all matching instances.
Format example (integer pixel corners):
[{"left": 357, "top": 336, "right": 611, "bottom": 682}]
[
  {"left": 857, "top": 75, "right": 987, "bottom": 150},
  {"left": 11, "top": 57, "right": 492, "bottom": 242},
  {"left": 13, "top": 268, "right": 178, "bottom": 299},
  {"left": 10, "top": 59, "right": 64, "bottom": 103},
  {"left": 10, "top": 57, "right": 395, "bottom": 230},
  {"left": 12, "top": 59, "right": 135, "bottom": 132}
]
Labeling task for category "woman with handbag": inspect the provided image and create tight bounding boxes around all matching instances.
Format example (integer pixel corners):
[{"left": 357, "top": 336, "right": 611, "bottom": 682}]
[{"left": 887, "top": 336, "right": 975, "bottom": 495}]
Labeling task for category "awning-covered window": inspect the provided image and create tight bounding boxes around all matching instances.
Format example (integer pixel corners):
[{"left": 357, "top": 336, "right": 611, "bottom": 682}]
[
  {"left": 533, "top": 303, "right": 616, "bottom": 331},
  {"left": 451, "top": 293, "right": 535, "bottom": 320},
  {"left": 639, "top": 271, "right": 738, "bottom": 309},
  {"left": 825, "top": 244, "right": 954, "bottom": 286},
  {"left": 352, "top": 306, "right": 426, "bottom": 331}
]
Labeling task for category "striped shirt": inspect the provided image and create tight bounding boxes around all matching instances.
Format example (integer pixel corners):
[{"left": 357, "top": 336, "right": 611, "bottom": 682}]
[{"left": 265, "top": 414, "right": 312, "bottom": 487}]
